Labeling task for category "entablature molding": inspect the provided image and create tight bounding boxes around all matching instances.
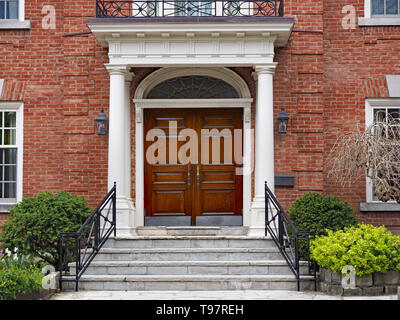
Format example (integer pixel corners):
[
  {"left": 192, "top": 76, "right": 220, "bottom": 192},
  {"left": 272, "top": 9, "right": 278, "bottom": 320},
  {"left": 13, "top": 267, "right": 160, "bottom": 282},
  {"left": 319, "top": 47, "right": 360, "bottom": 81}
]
[{"left": 88, "top": 20, "right": 293, "bottom": 67}]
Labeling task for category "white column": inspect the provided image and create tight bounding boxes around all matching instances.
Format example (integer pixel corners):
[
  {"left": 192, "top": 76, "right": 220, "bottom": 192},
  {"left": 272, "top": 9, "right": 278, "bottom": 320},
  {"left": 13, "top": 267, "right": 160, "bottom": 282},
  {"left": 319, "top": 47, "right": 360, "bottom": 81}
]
[
  {"left": 250, "top": 64, "right": 276, "bottom": 236},
  {"left": 107, "top": 65, "right": 136, "bottom": 237}
]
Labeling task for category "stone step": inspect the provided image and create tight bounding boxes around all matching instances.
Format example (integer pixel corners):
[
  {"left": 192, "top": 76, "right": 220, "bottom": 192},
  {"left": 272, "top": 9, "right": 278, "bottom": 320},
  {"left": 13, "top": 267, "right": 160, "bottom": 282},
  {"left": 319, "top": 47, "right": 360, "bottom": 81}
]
[
  {"left": 135, "top": 226, "right": 249, "bottom": 236},
  {"left": 62, "top": 274, "right": 315, "bottom": 291},
  {"left": 92, "top": 247, "right": 283, "bottom": 261},
  {"left": 69, "top": 260, "right": 309, "bottom": 276},
  {"left": 101, "top": 236, "right": 276, "bottom": 249}
]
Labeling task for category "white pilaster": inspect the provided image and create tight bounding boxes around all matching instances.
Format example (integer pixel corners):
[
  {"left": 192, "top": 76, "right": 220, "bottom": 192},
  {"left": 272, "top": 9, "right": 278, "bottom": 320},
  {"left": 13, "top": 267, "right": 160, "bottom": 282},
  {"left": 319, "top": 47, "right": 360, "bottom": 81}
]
[
  {"left": 250, "top": 64, "right": 277, "bottom": 236},
  {"left": 124, "top": 72, "right": 134, "bottom": 201},
  {"left": 106, "top": 64, "right": 136, "bottom": 237}
]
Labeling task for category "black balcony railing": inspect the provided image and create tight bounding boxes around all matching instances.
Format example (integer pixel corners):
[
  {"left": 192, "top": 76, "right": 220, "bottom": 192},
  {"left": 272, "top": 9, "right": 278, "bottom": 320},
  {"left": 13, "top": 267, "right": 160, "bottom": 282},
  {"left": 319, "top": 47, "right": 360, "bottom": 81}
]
[{"left": 96, "top": 0, "right": 284, "bottom": 18}]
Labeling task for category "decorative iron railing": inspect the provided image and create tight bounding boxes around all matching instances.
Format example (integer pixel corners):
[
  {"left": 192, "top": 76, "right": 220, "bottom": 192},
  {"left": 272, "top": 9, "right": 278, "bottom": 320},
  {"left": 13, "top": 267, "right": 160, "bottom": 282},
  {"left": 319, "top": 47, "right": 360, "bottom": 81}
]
[
  {"left": 96, "top": 0, "right": 284, "bottom": 18},
  {"left": 265, "top": 182, "right": 317, "bottom": 291},
  {"left": 59, "top": 183, "right": 117, "bottom": 291}
]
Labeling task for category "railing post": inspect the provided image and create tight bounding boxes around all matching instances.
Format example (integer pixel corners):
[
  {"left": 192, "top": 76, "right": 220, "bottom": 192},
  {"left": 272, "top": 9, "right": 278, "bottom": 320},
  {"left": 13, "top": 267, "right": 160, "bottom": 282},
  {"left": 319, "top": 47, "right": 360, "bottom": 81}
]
[
  {"left": 113, "top": 182, "right": 117, "bottom": 237},
  {"left": 264, "top": 181, "right": 269, "bottom": 237},
  {"left": 94, "top": 211, "right": 100, "bottom": 248},
  {"left": 294, "top": 235, "right": 300, "bottom": 291},
  {"left": 75, "top": 237, "right": 79, "bottom": 292},
  {"left": 59, "top": 232, "right": 63, "bottom": 291},
  {"left": 278, "top": 213, "right": 284, "bottom": 247}
]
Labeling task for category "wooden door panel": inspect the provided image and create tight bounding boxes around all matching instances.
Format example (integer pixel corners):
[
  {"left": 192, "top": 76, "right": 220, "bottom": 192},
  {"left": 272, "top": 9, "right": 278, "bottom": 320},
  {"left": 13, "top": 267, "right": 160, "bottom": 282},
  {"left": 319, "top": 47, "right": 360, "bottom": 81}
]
[
  {"left": 200, "top": 189, "right": 236, "bottom": 214},
  {"left": 152, "top": 190, "right": 186, "bottom": 216},
  {"left": 144, "top": 110, "right": 193, "bottom": 218},
  {"left": 144, "top": 108, "right": 243, "bottom": 225},
  {"left": 194, "top": 109, "right": 243, "bottom": 218}
]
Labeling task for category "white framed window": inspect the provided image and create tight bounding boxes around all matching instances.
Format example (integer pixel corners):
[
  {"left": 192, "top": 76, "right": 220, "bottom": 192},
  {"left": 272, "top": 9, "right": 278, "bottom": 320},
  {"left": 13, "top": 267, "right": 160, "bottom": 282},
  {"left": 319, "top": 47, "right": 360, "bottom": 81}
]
[
  {"left": 0, "top": 102, "right": 23, "bottom": 204},
  {"left": 359, "top": 0, "right": 400, "bottom": 25},
  {"left": 365, "top": 99, "right": 400, "bottom": 203},
  {"left": 371, "top": 0, "right": 400, "bottom": 16},
  {"left": 0, "top": 0, "right": 24, "bottom": 21}
]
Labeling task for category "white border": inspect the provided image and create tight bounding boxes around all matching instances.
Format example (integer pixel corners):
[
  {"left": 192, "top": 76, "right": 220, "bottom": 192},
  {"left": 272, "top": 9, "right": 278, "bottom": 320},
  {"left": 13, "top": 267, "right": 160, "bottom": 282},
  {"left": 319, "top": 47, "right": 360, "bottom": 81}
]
[
  {"left": 19, "top": 0, "right": 24, "bottom": 21},
  {"left": 365, "top": 98, "right": 400, "bottom": 202},
  {"left": 133, "top": 67, "right": 253, "bottom": 228},
  {"left": 359, "top": 0, "right": 400, "bottom": 26},
  {"left": 0, "top": 102, "right": 23, "bottom": 204}
]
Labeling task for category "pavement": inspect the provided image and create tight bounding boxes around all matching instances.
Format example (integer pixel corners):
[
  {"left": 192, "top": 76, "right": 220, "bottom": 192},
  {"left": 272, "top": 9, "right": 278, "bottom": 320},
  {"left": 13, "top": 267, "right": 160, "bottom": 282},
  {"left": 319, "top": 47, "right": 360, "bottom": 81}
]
[{"left": 50, "top": 290, "right": 399, "bottom": 300}]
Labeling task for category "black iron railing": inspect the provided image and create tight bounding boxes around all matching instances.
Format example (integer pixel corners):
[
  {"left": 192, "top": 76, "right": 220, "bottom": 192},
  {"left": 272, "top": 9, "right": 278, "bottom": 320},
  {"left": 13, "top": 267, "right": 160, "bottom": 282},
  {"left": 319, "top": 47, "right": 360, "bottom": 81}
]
[
  {"left": 96, "top": 0, "right": 284, "bottom": 18},
  {"left": 59, "top": 183, "right": 117, "bottom": 291},
  {"left": 265, "top": 182, "right": 317, "bottom": 291}
]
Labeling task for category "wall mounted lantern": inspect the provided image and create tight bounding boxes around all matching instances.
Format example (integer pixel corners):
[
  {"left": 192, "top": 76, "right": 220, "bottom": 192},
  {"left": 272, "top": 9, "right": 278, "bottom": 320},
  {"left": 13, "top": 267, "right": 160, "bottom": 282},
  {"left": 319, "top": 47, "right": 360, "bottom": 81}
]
[
  {"left": 277, "top": 108, "right": 289, "bottom": 134},
  {"left": 95, "top": 108, "right": 109, "bottom": 135}
]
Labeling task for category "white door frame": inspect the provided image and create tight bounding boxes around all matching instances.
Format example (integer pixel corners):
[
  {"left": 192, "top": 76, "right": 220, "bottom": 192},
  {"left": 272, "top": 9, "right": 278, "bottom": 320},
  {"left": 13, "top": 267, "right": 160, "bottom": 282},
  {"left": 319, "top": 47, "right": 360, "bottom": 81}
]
[{"left": 132, "top": 67, "right": 253, "bottom": 229}]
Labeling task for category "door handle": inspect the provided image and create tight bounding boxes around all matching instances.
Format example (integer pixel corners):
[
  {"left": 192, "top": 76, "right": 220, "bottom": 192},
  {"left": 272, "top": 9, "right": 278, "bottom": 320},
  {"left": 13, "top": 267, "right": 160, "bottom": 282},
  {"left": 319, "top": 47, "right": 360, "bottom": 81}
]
[
  {"left": 187, "top": 166, "right": 191, "bottom": 187},
  {"left": 196, "top": 166, "right": 200, "bottom": 188}
]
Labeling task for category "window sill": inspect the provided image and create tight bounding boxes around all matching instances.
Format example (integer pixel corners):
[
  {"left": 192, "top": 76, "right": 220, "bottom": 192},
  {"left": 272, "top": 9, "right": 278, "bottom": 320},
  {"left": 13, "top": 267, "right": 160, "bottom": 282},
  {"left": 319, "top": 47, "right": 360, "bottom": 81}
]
[
  {"left": 0, "top": 20, "right": 31, "bottom": 29},
  {"left": 0, "top": 203, "right": 16, "bottom": 213},
  {"left": 358, "top": 17, "right": 400, "bottom": 26},
  {"left": 360, "top": 202, "right": 400, "bottom": 212}
]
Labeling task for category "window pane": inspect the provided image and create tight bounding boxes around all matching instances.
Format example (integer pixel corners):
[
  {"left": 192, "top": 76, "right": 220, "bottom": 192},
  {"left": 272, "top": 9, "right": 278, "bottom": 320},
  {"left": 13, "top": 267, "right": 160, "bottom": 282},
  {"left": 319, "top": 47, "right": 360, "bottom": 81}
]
[
  {"left": 4, "top": 165, "right": 16, "bottom": 181},
  {"left": 4, "top": 148, "right": 16, "bottom": 164},
  {"left": 4, "top": 129, "right": 16, "bottom": 145},
  {"left": 6, "top": 0, "right": 18, "bottom": 19},
  {"left": 0, "top": 2, "right": 5, "bottom": 19},
  {"left": 4, "top": 112, "right": 16, "bottom": 127},
  {"left": 373, "top": 108, "right": 386, "bottom": 122},
  {"left": 372, "top": 0, "right": 385, "bottom": 14},
  {"left": 388, "top": 108, "right": 400, "bottom": 120},
  {"left": 4, "top": 182, "right": 16, "bottom": 198},
  {"left": 386, "top": 0, "right": 399, "bottom": 14}
]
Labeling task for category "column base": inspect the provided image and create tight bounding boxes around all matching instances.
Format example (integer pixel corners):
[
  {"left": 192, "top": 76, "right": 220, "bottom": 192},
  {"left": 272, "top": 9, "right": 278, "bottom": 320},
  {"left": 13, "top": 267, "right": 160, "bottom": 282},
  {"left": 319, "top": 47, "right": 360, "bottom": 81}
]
[
  {"left": 249, "top": 196, "right": 267, "bottom": 237},
  {"left": 115, "top": 197, "right": 137, "bottom": 237}
]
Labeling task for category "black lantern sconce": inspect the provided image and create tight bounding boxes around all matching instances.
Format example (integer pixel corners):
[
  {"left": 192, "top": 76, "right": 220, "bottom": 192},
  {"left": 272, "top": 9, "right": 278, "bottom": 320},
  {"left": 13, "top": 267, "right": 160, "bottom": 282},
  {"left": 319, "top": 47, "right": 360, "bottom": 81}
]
[
  {"left": 277, "top": 108, "right": 289, "bottom": 134},
  {"left": 95, "top": 108, "right": 109, "bottom": 135}
]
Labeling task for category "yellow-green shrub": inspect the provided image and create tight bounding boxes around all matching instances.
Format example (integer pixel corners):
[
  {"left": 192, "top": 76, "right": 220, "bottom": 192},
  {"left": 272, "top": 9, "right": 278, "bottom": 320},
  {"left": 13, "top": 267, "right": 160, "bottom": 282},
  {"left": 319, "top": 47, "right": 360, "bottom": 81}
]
[{"left": 310, "top": 224, "right": 400, "bottom": 276}]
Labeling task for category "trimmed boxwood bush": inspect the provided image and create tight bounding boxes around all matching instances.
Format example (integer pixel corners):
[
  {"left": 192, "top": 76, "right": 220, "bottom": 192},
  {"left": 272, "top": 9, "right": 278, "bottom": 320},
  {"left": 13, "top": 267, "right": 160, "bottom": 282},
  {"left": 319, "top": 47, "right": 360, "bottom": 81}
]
[
  {"left": 0, "top": 191, "right": 92, "bottom": 270},
  {"left": 288, "top": 192, "right": 359, "bottom": 237},
  {"left": 310, "top": 224, "right": 400, "bottom": 276}
]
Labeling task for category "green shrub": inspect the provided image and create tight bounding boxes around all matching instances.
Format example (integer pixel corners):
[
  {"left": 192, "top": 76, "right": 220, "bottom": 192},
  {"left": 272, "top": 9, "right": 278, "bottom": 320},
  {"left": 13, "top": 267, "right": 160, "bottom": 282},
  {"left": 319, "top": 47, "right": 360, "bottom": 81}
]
[
  {"left": 288, "top": 192, "right": 359, "bottom": 237},
  {"left": 0, "top": 250, "right": 44, "bottom": 300},
  {"left": 0, "top": 191, "right": 92, "bottom": 270},
  {"left": 310, "top": 224, "right": 400, "bottom": 276}
]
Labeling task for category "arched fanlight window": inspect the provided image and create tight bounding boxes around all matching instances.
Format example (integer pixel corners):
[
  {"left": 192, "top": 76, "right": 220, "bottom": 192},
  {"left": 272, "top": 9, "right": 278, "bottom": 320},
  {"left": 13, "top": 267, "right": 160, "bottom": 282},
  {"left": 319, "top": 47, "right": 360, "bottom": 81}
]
[{"left": 146, "top": 75, "right": 240, "bottom": 99}]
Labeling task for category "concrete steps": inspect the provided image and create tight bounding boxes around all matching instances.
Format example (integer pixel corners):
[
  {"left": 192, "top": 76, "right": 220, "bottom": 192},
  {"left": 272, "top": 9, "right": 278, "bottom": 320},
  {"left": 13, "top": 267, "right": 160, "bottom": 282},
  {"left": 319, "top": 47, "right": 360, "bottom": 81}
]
[
  {"left": 63, "top": 274, "right": 315, "bottom": 291},
  {"left": 92, "top": 247, "right": 283, "bottom": 261},
  {"left": 63, "top": 236, "right": 315, "bottom": 291},
  {"left": 70, "top": 260, "right": 309, "bottom": 276}
]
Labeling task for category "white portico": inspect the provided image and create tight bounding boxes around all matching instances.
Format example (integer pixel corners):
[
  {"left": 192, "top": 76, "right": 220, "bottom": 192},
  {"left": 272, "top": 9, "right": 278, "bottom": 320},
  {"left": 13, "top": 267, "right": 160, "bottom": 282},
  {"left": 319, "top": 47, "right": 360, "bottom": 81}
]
[{"left": 87, "top": 18, "right": 293, "bottom": 236}]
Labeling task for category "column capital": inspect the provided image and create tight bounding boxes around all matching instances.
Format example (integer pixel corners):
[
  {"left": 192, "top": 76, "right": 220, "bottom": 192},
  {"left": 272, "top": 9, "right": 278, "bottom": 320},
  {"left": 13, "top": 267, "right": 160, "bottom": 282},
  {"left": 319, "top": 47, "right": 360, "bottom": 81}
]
[
  {"left": 253, "top": 64, "right": 278, "bottom": 77},
  {"left": 105, "top": 64, "right": 129, "bottom": 76}
]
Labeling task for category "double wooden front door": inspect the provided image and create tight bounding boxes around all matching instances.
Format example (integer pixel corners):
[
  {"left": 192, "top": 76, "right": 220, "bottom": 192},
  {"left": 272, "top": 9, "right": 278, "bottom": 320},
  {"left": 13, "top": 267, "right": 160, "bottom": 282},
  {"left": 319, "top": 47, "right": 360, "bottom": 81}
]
[{"left": 144, "top": 108, "right": 243, "bottom": 226}]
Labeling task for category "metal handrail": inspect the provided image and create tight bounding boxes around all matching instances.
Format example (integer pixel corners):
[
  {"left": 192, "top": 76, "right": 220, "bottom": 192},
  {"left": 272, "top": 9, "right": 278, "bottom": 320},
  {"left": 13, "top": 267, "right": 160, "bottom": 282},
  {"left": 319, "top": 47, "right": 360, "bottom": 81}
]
[
  {"left": 59, "top": 183, "right": 117, "bottom": 291},
  {"left": 265, "top": 182, "right": 317, "bottom": 291},
  {"left": 95, "top": 0, "right": 284, "bottom": 18}
]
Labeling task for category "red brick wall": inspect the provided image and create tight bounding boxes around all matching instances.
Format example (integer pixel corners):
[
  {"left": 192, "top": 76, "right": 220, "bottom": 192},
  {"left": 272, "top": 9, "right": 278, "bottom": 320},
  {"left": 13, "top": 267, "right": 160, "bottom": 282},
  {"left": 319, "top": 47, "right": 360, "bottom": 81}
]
[
  {"left": 0, "top": 0, "right": 399, "bottom": 234},
  {"left": 0, "top": 1, "right": 109, "bottom": 211}
]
